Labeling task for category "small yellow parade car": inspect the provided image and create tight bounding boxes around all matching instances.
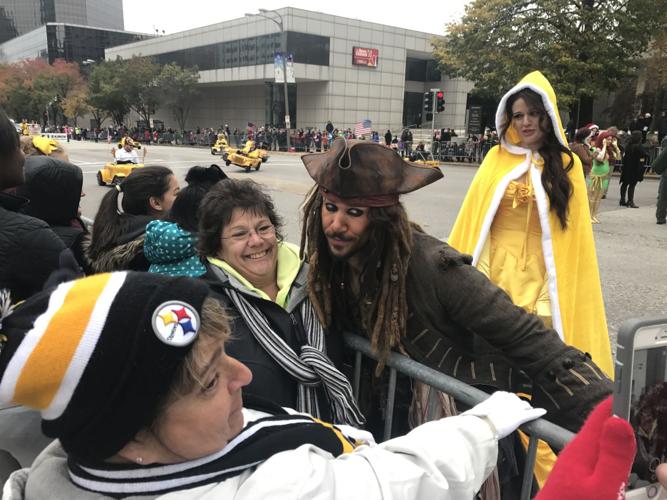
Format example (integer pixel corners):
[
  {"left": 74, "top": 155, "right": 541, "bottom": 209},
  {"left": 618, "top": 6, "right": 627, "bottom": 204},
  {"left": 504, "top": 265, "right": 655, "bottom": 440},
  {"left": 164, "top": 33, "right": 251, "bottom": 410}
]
[
  {"left": 97, "top": 162, "right": 144, "bottom": 186},
  {"left": 224, "top": 140, "right": 269, "bottom": 172}
]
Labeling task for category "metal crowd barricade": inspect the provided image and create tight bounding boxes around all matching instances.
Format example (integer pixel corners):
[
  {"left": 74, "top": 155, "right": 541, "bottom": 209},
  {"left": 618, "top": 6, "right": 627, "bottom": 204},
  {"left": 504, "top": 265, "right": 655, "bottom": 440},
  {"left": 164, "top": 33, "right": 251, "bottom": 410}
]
[
  {"left": 344, "top": 332, "right": 575, "bottom": 500},
  {"left": 434, "top": 141, "right": 483, "bottom": 163}
]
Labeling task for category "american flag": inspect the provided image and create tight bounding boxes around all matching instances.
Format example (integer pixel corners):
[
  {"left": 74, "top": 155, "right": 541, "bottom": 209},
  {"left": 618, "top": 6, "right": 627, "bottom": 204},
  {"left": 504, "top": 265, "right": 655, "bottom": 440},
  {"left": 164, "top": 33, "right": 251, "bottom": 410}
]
[{"left": 354, "top": 118, "right": 372, "bottom": 138}]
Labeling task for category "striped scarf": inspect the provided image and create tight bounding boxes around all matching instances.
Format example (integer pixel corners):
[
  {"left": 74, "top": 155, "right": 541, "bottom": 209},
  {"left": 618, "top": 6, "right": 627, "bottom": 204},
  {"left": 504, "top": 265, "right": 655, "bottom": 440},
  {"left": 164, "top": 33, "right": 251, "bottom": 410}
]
[
  {"left": 224, "top": 288, "right": 365, "bottom": 427},
  {"left": 68, "top": 406, "right": 359, "bottom": 497}
]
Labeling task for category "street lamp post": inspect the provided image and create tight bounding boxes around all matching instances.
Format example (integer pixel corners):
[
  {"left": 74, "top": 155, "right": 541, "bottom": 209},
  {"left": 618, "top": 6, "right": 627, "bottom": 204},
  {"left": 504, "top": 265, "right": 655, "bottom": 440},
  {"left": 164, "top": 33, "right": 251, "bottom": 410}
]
[{"left": 246, "top": 9, "right": 291, "bottom": 151}]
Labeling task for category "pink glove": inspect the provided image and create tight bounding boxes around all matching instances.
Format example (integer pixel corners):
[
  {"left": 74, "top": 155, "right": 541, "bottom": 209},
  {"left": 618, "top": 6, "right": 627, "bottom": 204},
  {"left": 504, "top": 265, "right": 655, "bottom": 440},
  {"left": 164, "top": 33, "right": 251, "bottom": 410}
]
[{"left": 536, "top": 397, "right": 636, "bottom": 500}]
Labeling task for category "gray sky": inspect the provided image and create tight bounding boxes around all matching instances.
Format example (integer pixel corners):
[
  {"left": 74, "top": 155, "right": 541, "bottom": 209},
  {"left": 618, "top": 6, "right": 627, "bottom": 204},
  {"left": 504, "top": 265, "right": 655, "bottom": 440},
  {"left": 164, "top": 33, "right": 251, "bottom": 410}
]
[{"left": 122, "top": 1, "right": 471, "bottom": 36}]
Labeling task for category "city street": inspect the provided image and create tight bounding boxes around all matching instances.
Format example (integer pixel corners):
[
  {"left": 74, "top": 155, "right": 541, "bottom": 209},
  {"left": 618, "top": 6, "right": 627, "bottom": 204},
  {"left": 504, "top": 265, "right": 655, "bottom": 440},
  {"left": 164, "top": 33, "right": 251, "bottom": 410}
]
[{"left": 70, "top": 140, "right": 666, "bottom": 344}]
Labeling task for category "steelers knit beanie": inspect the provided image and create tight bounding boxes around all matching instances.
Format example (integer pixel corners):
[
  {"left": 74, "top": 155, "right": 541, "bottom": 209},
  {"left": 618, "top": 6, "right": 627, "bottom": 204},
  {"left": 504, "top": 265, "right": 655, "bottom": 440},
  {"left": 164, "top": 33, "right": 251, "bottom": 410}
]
[{"left": 0, "top": 272, "right": 210, "bottom": 462}]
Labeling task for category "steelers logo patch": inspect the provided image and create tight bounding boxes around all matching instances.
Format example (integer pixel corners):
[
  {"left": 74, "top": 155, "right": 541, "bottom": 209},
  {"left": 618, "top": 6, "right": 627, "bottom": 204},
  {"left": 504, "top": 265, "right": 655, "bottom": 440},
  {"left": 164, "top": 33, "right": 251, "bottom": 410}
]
[{"left": 151, "top": 301, "right": 200, "bottom": 347}]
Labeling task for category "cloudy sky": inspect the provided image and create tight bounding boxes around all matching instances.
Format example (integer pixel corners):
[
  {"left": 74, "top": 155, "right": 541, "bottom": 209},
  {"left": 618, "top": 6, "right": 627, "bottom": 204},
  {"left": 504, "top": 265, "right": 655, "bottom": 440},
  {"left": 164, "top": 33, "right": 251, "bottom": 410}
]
[{"left": 122, "top": 0, "right": 471, "bottom": 36}]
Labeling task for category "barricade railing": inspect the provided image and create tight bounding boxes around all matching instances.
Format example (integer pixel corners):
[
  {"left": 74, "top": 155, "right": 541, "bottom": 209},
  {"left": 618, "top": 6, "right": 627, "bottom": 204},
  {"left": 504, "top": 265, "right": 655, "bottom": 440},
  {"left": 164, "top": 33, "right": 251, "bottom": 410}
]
[{"left": 343, "top": 332, "right": 575, "bottom": 500}]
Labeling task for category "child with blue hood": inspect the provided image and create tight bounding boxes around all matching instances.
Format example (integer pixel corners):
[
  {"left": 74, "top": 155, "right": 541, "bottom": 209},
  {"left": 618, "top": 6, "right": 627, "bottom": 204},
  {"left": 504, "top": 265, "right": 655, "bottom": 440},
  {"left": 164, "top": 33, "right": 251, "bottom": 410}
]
[{"left": 145, "top": 164, "right": 227, "bottom": 277}]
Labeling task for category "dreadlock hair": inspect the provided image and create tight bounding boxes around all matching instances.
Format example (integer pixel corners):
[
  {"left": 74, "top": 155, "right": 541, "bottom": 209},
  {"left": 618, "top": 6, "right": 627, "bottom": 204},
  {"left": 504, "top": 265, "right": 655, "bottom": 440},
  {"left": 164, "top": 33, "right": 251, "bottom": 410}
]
[
  {"left": 300, "top": 185, "right": 413, "bottom": 373},
  {"left": 500, "top": 88, "right": 574, "bottom": 229}
]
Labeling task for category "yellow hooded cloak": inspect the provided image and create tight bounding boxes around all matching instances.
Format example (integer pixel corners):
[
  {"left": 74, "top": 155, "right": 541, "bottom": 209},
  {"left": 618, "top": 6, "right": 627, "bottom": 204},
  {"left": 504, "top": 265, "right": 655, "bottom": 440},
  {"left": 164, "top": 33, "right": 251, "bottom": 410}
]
[
  {"left": 448, "top": 71, "right": 612, "bottom": 377},
  {"left": 449, "top": 71, "right": 613, "bottom": 486}
]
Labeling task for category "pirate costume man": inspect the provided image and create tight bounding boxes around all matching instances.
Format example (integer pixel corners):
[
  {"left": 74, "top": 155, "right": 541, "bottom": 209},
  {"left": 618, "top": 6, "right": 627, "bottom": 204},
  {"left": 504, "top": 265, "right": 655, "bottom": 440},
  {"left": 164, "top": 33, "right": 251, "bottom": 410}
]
[{"left": 300, "top": 138, "right": 612, "bottom": 451}]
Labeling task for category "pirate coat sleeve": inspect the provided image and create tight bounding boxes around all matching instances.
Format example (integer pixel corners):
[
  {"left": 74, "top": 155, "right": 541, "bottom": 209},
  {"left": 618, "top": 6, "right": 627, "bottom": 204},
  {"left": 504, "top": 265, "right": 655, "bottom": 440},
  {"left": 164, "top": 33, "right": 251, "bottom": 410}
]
[{"left": 402, "top": 230, "right": 611, "bottom": 433}]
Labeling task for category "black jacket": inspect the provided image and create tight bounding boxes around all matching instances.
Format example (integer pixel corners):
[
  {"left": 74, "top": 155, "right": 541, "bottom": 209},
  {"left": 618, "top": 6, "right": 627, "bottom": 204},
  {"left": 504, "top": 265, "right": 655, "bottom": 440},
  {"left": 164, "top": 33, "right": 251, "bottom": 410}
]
[
  {"left": 15, "top": 156, "right": 90, "bottom": 273},
  {"left": 0, "top": 192, "right": 66, "bottom": 301},
  {"left": 202, "top": 262, "right": 339, "bottom": 420}
]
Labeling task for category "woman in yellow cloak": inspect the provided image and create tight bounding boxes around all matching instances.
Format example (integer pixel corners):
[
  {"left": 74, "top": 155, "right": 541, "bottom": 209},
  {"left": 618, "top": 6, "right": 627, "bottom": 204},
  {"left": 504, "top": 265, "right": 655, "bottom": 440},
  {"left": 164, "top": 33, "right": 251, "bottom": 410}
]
[{"left": 448, "top": 71, "right": 613, "bottom": 487}]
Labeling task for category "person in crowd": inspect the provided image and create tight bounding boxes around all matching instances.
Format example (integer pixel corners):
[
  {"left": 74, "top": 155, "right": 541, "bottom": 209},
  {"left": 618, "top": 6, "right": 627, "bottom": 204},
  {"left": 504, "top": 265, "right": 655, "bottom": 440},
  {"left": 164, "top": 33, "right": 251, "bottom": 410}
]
[
  {"left": 0, "top": 109, "right": 66, "bottom": 302},
  {"left": 589, "top": 130, "right": 622, "bottom": 222},
  {"left": 384, "top": 129, "right": 392, "bottom": 146},
  {"left": 569, "top": 127, "right": 595, "bottom": 178},
  {"left": 85, "top": 166, "right": 179, "bottom": 273},
  {"left": 448, "top": 72, "right": 613, "bottom": 485},
  {"left": 601, "top": 126, "right": 621, "bottom": 199},
  {"left": 0, "top": 271, "right": 549, "bottom": 499},
  {"left": 14, "top": 156, "right": 89, "bottom": 273},
  {"left": 299, "top": 136, "right": 612, "bottom": 494},
  {"left": 653, "top": 140, "right": 667, "bottom": 225},
  {"left": 619, "top": 130, "right": 648, "bottom": 208},
  {"left": 658, "top": 111, "right": 667, "bottom": 144},
  {"left": 19, "top": 135, "right": 69, "bottom": 161},
  {"left": 145, "top": 165, "right": 227, "bottom": 277},
  {"left": 197, "top": 179, "right": 364, "bottom": 426}
]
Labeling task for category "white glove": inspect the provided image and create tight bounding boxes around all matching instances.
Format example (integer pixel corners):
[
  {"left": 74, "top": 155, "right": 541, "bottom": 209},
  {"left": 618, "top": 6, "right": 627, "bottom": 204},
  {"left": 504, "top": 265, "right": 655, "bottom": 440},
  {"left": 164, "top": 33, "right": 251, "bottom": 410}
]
[{"left": 463, "top": 391, "right": 546, "bottom": 439}]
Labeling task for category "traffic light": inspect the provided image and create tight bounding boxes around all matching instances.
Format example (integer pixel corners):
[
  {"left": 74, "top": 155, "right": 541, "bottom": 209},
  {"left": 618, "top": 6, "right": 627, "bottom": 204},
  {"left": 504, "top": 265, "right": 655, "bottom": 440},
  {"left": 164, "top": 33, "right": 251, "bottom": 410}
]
[
  {"left": 436, "top": 91, "right": 445, "bottom": 113},
  {"left": 423, "top": 91, "right": 433, "bottom": 113}
]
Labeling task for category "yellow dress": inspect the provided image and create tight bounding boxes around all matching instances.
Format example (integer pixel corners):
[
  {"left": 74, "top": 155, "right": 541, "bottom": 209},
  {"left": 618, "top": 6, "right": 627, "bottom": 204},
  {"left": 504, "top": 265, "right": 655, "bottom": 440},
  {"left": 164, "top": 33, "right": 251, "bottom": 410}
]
[
  {"left": 478, "top": 172, "right": 556, "bottom": 488},
  {"left": 479, "top": 175, "right": 552, "bottom": 326}
]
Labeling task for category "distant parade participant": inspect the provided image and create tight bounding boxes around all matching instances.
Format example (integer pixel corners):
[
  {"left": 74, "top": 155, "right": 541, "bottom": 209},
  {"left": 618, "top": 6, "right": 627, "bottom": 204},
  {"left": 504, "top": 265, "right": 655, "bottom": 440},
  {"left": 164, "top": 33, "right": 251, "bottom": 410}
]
[
  {"left": 589, "top": 130, "right": 621, "bottom": 222},
  {"left": 299, "top": 139, "right": 612, "bottom": 466},
  {"left": 111, "top": 137, "right": 142, "bottom": 164},
  {"left": 448, "top": 71, "right": 613, "bottom": 485},
  {"left": 19, "top": 119, "right": 29, "bottom": 136}
]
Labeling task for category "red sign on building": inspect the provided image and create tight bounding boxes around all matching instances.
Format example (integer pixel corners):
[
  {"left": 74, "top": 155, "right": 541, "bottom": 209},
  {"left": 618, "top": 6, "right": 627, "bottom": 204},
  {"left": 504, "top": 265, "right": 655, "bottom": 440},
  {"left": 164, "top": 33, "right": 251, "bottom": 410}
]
[{"left": 352, "top": 47, "right": 379, "bottom": 67}]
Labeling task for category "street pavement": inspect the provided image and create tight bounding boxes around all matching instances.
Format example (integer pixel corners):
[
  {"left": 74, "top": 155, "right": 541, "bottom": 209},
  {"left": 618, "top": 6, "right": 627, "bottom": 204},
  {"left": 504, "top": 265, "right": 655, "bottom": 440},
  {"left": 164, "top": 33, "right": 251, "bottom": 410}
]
[
  {"left": 0, "top": 140, "right": 664, "bottom": 467},
  {"left": 71, "top": 140, "right": 665, "bottom": 345}
]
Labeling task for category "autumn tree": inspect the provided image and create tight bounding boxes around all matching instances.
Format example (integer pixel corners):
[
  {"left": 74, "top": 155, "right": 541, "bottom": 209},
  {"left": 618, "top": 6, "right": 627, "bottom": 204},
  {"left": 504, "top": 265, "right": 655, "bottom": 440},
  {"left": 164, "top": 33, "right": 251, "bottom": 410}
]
[
  {"left": 434, "top": 0, "right": 667, "bottom": 125},
  {"left": 32, "top": 59, "right": 87, "bottom": 125},
  {"left": 158, "top": 63, "right": 200, "bottom": 132}
]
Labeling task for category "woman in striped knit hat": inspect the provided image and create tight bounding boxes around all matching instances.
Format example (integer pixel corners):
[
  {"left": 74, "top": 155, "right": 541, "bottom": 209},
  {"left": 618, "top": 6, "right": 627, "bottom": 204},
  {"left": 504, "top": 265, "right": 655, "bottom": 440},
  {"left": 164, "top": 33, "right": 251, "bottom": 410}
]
[{"left": 0, "top": 272, "right": 549, "bottom": 499}]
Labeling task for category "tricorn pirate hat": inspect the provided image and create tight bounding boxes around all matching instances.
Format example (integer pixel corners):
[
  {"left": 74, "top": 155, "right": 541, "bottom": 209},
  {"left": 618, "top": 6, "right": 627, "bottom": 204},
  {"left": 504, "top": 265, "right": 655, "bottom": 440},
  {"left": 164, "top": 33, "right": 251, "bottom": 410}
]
[{"left": 302, "top": 137, "right": 443, "bottom": 206}]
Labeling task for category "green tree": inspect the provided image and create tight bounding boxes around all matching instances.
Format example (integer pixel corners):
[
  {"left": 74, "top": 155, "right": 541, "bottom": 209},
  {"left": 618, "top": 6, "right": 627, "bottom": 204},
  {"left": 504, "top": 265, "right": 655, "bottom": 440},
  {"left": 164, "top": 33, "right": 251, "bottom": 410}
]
[
  {"left": 433, "top": 0, "right": 667, "bottom": 124},
  {"left": 86, "top": 59, "right": 131, "bottom": 126},
  {"left": 122, "top": 56, "right": 162, "bottom": 127},
  {"left": 158, "top": 63, "right": 200, "bottom": 132}
]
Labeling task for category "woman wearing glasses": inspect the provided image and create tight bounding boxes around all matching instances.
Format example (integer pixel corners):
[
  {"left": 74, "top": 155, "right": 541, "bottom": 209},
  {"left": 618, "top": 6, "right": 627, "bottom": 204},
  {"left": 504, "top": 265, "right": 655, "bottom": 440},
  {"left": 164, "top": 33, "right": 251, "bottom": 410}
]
[
  {"left": 197, "top": 178, "right": 364, "bottom": 427},
  {"left": 448, "top": 72, "right": 612, "bottom": 487}
]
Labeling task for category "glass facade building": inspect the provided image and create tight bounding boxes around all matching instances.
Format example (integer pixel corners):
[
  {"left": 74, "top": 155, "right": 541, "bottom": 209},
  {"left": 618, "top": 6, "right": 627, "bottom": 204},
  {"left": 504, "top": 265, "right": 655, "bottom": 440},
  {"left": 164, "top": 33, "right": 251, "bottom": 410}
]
[
  {"left": 0, "top": 0, "right": 122, "bottom": 44},
  {"left": 0, "top": 23, "right": 148, "bottom": 64},
  {"left": 152, "top": 32, "right": 329, "bottom": 70}
]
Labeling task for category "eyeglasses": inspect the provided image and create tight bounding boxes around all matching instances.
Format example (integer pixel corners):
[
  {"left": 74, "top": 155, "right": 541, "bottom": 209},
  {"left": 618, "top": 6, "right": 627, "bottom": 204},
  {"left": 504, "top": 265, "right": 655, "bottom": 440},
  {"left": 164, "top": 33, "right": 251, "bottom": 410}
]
[{"left": 221, "top": 223, "right": 275, "bottom": 243}]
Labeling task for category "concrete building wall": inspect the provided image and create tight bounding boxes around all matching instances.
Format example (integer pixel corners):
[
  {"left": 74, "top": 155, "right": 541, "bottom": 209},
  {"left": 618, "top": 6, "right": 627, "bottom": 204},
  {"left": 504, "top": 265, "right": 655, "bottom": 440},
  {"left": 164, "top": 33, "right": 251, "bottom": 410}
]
[{"left": 107, "top": 7, "right": 474, "bottom": 134}]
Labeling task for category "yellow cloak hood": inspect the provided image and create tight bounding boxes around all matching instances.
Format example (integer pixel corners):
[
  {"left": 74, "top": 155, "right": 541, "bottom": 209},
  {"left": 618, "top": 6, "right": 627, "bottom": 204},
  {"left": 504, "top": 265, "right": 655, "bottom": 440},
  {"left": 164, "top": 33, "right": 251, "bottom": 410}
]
[{"left": 448, "top": 71, "right": 613, "bottom": 377}]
